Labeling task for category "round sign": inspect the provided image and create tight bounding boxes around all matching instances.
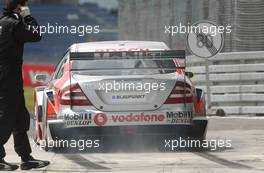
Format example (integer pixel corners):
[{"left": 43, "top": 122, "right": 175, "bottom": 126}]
[
  {"left": 187, "top": 21, "right": 224, "bottom": 58},
  {"left": 94, "top": 113, "right": 108, "bottom": 126}
]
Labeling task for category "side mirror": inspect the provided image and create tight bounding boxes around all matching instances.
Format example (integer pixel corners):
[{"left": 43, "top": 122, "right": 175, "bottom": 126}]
[
  {"left": 35, "top": 73, "right": 49, "bottom": 84},
  {"left": 185, "top": 71, "right": 194, "bottom": 78}
]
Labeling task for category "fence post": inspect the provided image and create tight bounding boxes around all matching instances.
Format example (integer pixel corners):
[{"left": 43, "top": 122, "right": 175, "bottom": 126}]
[{"left": 205, "top": 58, "right": 211, "bottom": 110}]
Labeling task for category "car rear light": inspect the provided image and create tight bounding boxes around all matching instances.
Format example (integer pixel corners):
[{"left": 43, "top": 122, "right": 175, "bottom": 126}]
[
  {"left": 165, "top": 81, "right": 193, "bottom": 104},
  {"left": 60, "top": 84, "right": 92, "bottom": 106},
  {"left": 47, "top": 100, "right": 57, "bottom": 120},
  {"left": 194, "top": 88, "right": 206, "bottom": 116}
]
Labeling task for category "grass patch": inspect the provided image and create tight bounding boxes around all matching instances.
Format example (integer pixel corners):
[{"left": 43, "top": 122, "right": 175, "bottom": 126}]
[{"left": 24, "top": 87, "right": 34, "bottom": 113}]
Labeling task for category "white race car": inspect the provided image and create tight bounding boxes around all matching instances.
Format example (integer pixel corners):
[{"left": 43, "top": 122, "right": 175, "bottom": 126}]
[{"left": 33, "top": 41, "right": 208, "bottom": 150}]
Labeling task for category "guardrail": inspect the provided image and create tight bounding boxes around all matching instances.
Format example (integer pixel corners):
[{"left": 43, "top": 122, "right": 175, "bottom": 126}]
[{"left": 186, "top": 51, "right": 264, "bottom": 115}]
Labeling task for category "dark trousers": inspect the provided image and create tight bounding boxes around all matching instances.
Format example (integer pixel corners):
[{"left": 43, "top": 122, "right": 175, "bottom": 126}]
[{"left": 0, "top": 69, "right": 32, "bottom": 159}]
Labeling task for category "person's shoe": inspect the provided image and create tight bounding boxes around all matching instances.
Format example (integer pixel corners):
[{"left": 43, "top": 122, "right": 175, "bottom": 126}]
[
  {"left": 0, "top": 159, "right": 19, "bottom": 171},
  {"left": 20, "top": 156, "right": 50, "bottom": 170}
]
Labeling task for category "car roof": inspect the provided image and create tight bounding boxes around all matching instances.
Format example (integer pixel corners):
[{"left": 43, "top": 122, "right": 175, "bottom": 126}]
[{"left": 68, "top": 41, "right": 170, "bottom": 52}]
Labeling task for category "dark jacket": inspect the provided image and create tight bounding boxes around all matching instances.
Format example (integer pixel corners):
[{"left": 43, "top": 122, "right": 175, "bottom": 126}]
[
  {"left": 0, "top": 9, "right": 41, "bottom": 77},
  {"left": 0, "top": 9, "right": 42, "bottom": 132}
]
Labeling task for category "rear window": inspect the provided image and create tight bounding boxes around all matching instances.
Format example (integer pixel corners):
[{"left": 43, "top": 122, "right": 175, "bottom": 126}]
[{"left": 72, "top": 59, "right": 177, "bottom": 76}]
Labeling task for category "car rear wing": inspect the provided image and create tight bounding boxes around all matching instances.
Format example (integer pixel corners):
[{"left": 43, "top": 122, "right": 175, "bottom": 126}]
[{"left": 69, "top": 50, "right": 186, "bottom": 71}]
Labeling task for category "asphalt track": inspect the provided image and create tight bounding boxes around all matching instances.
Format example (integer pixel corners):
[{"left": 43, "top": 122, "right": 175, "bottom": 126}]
[{"left": 3, "top": 116, "right": 264, "bottom": 173}]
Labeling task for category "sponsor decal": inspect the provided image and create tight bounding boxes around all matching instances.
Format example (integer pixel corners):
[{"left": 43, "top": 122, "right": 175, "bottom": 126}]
[
  {"left": 64, "top": 113, "right": 92, "bottom": 127},
  {"left": 166, "top": 111, "right": 193, "bottom": 124},
  {"left": 112, "top": 94, "right": 145, "bottom": 100},
  {"left": 94, "top": 113, "right": 108, "bottom": 126},
  {"left": 23, "top": 64, "right": 55, "bottom": 87},
  {"left": 112, "top": 113, "right": 165, "bottom": 123},
  {"left": 95, "top": 48, "right": 149, "bottom": 52}
]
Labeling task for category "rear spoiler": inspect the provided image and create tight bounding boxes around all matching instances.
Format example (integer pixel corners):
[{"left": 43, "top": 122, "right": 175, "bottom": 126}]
[{"left": 69, "top": 50, "right": 186, "bottom": 70}]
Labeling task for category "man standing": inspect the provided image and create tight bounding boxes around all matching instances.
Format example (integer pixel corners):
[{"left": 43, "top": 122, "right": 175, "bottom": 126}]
[{"left": 0, "top": 0, "right": 49, "bottom": 171}]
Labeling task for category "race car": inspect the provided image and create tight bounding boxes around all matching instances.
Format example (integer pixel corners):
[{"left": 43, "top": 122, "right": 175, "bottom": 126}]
[{"left": 33, "top": 41, "right": 208, "bottom": 150}]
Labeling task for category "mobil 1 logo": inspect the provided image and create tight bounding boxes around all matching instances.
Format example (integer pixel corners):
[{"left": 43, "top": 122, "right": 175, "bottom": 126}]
[
  {"left": 166, "top": 111, "right": 193, "bottom": 124},
  {"left": 64, "top": 113, "right": 92, "bottom": 127}
]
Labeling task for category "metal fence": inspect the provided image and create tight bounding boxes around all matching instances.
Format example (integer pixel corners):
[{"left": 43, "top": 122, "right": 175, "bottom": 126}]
[{"left": 187, "top": 51, "right": 264, "bottom": 115}]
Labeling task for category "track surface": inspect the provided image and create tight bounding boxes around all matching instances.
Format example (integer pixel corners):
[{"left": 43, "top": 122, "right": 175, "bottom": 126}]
[{"left": 3, "top": 117, "right": 264, "bottom": 173}]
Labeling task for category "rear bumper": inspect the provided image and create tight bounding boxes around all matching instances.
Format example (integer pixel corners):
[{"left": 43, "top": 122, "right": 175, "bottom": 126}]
[{"left": 47, "top": 118, "right": 208, "bottom": 140}]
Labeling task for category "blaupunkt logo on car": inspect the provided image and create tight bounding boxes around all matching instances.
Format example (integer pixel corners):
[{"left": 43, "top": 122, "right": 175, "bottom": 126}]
[
  {"left": 64, "top": 113, "right": 92, "bottom": 127},
  {"left": 112, "top": 94, "right": 145, "bottom": 100},
  {"left": 166, "top": 111, "right": 193, "bottom": 124}
]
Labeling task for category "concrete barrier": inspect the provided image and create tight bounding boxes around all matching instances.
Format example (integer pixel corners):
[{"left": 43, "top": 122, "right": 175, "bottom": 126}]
[{"left": 186, "top": 51, "right": 264, "bottom": 115}]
